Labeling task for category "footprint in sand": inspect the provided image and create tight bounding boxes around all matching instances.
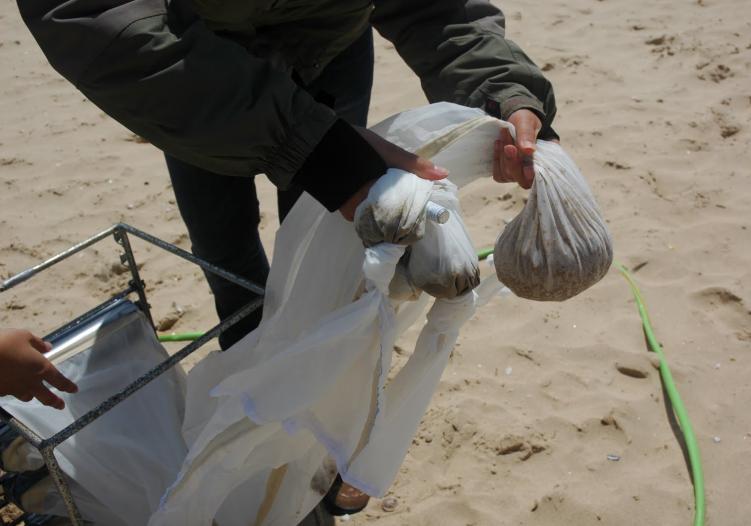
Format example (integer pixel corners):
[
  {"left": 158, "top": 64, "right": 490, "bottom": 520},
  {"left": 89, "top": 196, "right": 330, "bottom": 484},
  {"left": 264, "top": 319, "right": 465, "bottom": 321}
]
[{"left": 692, "top": 287, "right": 751, "bottom": 342}]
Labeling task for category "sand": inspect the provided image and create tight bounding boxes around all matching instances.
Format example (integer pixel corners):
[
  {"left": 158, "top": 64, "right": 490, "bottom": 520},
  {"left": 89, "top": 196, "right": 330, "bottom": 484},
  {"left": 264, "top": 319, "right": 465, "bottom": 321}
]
[{"left": 1, "top": 0, "right": 750, "bottom": 525}]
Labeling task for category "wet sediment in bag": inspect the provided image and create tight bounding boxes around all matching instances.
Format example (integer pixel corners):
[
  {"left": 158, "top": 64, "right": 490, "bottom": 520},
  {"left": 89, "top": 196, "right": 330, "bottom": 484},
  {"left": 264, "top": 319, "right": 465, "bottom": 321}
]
[
  {"left": 493, "top": 140, "right": 613, "bottom": 301},
  {"left": 404, "top": 180, "right": 480, "bottom": 299}
]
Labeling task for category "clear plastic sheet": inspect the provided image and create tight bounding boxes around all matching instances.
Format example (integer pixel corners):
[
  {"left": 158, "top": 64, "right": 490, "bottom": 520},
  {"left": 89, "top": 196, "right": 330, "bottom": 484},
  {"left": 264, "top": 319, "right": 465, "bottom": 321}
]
[{"left": 1, "top": 302, "right": 186, "bottom": 525}]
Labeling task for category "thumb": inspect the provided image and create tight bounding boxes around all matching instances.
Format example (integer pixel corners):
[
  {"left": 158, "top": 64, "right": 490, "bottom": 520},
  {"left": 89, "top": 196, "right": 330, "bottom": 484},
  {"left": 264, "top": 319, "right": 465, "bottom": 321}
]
[
  {"left": 509, "top": 109, "right": 542, "bottom": 156},
  {"left": 516, "top": 122, "right": 539, "bottom": 156},
  {"left": 509, "top": 110, "right": 542, "bottom": 189}
]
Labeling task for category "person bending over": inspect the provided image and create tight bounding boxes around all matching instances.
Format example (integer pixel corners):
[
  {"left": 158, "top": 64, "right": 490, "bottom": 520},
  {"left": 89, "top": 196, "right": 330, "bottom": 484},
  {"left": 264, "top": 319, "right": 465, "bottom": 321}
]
[{"left": 15, "top": 0, "right": 558, "bottom": 518}]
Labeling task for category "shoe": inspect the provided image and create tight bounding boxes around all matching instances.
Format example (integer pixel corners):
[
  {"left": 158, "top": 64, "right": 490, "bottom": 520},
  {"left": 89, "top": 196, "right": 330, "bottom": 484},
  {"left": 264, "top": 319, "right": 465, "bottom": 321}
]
[{"left": 322, "top": 475, "right": 370, "bottom": 516}]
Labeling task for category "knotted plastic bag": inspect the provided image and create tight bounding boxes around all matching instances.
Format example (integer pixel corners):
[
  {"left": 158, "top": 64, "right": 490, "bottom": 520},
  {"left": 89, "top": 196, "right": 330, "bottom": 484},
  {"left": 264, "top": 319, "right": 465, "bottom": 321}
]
[
  {"left": 404, "top": 180, "right": 480, "bottom": 298},
  {"left": 373, "top": 102, "right": 612, "bottom": 301},
  {"left": 493, "top": 140, "right": 613, "bottom": 301},
  {"left": 354, "top": 168, "right": 433, "bottom": 247},
  {"left": 356, "top": 169, "right": 479, "bottom": 300},
  {"left": 149, "top": 215, "right": 483, "bottom": 524}
]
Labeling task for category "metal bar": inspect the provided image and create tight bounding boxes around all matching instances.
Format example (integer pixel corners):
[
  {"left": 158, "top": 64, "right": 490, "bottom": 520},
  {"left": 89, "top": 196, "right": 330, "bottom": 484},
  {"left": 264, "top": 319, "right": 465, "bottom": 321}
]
[
  {"left": 43, "top": 287, "right": 134, "bottom": 344},
  {"left": 118, "top": 223, "right": 265, "bottom": 295},
  {"left": 1, "top": 223, "right": 264, "bottom": 297},
  {"left": 40, "top": 296, "right": 263, "bottom": 450},
  {"left": 40, "top": 446, "right": 84, "bottom": 526},
  {"left": 0, "top": 412, "right": 43, "bottom": 449},
  {"left": 113, "top": 227, "right": 155, "bottom": 329},
  {"left": 0, "top": 226, "right": 117, "bottom": 293}
]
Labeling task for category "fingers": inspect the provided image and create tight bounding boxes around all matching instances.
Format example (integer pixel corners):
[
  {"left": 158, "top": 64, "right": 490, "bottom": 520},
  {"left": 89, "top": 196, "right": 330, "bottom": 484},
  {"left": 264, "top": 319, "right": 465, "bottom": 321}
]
[
  {"left": 493, "top": 134, "right": 512, "bottom": 183},
  {"left": 510, "top": 110, "right": 541, "bottom": 188},
  {"left": 492, "top": 137, "right": 501, "bottom": 181},
  {"left": 411, "top": 157, "right": 449, "bottom": 181},
  {"left": 379, "top": 139, "right": 447, "bottom": 181},
  {"left": 503, "top": 129, "right": 522, "bottom": 185},
  {"left": 493, "top": 127, "right": 527, "bottom": 187},
  {"left": 28, "top": 333, "right": 50, "bottom": 353},
  {"left": 33, "top": 385, "right": 65, "bottom": 410},
  {"left": 515, "top": 123, "right": 538, "bottom": 189},
  {"left": 494, "top": 109, "right": 543, "bottom": 189},
  {"left": 520, "top": 157, "right": 535, "bottom": 190},
  {"left": 15, "top": 392, "right": 33, "bottom": 403},
  {"left": 354, "top": 126, "right": 448, "bottom": 181},
  {"left": 42, "top": 363, "right": 78, "bottom": 394}
]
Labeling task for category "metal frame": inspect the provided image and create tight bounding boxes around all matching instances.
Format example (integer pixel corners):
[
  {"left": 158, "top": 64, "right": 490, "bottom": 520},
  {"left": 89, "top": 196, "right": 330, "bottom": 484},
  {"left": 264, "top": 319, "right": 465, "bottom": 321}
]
[{"left": 0, "top": 223, "right": 264, "bottom": 525}]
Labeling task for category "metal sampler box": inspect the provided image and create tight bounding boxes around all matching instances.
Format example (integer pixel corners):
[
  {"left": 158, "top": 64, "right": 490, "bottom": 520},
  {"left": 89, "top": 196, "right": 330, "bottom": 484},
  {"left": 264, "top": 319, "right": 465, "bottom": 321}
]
[{"left": 0, "top": 224, "right": 264, "bottom": 525}]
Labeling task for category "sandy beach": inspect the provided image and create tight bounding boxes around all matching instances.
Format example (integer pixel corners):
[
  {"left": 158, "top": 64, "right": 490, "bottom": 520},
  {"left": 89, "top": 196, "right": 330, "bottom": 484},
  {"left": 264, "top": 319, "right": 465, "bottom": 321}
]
[{"left": 1, "top": 0, "right": 750, "bottom": 524}]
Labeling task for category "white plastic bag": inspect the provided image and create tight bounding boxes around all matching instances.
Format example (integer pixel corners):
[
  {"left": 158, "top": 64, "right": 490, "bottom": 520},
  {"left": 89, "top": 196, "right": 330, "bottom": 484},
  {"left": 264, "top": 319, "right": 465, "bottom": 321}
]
[
  {"left": 354, "top": 168, "right": 434, "bottom": 247},
  {"left": 149, "top": 209, "right": 419, "bottom": 524},
  {"left": 405, "top": 180, "right": 480, "bottom": 298},
  {"left": 493, "top": 140, "right": 613, "bottom": 301},
  {"left": 150, "top": 102, "right": 607, "bottom": 526},
  {"left": 151, "top": 171, "right": 488, "bottom": 526},
  {"left": 370, "top": 102, "right": 500, "bottom": 189}
]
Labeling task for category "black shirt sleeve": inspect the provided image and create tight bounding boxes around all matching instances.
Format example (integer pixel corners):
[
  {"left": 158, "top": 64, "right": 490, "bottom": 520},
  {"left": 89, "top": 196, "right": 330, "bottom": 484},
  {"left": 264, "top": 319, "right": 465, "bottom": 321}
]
[{"left": 293, "top": 119, "right": 387, "bottom": 212}]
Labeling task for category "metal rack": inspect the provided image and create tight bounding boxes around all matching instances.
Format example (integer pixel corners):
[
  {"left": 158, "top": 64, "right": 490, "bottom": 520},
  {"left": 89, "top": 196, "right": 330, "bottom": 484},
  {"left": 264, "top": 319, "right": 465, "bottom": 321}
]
[{"left": 0, "top": 223, "right": 264, "bottom": 525}]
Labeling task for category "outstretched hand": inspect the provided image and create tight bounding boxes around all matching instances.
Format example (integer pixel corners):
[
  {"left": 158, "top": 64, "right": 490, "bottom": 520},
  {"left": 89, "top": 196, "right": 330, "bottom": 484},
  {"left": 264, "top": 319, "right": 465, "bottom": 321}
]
[
  {"left": 339, "top": 127, "right": 448, "bottom": 221},
  {"left": 493, "top": 109, "right": 543, "bottom": 189},
  {"left": 0, "top": 329, "right": 78, "bottom": 409}
]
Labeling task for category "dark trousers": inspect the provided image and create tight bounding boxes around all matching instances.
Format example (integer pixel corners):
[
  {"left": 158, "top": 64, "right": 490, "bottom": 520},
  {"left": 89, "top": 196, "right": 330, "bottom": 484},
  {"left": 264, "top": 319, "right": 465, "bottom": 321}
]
[{"left": 166, "top": 28, "right": 374, "bottom": 349}]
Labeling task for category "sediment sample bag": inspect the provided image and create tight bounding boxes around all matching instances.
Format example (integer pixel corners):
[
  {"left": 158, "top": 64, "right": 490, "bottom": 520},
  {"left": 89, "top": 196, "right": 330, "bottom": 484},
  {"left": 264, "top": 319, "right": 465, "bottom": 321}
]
[
  {"left": 149, "top": 103, "right": 609, "bottom": 526},
  {"left": 493, "top": 140, "right": 613, "bottom": 301}
]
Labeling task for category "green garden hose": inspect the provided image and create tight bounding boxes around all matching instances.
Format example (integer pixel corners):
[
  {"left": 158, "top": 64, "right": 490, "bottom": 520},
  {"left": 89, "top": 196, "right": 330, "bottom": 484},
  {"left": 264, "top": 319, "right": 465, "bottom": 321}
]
[
  {"left": 477, "top": 247, "right": 705, "bottom": 524},
  {"left": 477, "top": 246, "right": 494, "bottom": 261},
  {"left": 158, "top": 331, "right": 205, "bottom": 342},
  {"left": 615, "top": 262, "right": 705, "bottom": 526}
]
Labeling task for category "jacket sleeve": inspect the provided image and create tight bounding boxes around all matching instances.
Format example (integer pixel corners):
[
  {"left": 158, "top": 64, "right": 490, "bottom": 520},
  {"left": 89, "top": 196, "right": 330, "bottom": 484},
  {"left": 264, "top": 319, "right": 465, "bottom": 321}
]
[
  {"left": 16, "top": 0, "right": 338, "bottom": 187},
  {"left": 371, "top": 0, "right": 558, "bottom": 139}
]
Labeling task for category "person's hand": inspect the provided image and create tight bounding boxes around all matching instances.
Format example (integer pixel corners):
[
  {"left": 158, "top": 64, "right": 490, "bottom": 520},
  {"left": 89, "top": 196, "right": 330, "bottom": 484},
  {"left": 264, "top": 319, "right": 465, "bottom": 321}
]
[
  {"left": 493, "top": 109, "right": 543, "bottom": 190},
  {"left": 0, "top": 329, "right": 78, "bottom": 409},
  {"left": 339, "top": 127, "right": 448, "bottom": 221}
]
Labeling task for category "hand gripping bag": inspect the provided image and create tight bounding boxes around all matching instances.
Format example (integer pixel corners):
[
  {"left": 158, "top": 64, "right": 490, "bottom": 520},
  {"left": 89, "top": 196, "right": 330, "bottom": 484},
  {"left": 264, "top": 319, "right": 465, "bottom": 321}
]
[{"left": 372, "top": 102, "right": 613, "bottom": 301}]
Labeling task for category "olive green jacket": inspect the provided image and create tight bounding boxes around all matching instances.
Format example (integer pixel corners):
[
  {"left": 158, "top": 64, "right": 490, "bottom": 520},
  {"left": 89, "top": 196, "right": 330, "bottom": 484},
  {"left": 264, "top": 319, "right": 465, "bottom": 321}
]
[{"left": 17, "top": 0, "right": 556, "bottom": 189}]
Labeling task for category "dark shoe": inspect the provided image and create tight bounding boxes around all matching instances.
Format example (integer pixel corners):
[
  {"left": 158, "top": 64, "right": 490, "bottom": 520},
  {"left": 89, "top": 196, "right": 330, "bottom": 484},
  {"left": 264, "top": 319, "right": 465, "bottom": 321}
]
[{"left": 322, "top": 475, "right": 370, "bottom": 516}]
